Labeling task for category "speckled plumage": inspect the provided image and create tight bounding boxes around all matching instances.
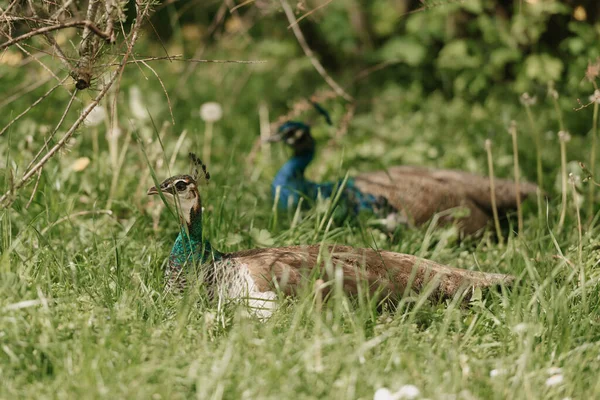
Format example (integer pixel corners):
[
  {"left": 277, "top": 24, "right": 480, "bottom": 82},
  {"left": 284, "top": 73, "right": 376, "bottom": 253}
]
[
  {"left": 270, "top": 123, "right": 538, "bottom": 235},
  {"left": 149, "top": 153, "right": 515, "bottom": 319}
]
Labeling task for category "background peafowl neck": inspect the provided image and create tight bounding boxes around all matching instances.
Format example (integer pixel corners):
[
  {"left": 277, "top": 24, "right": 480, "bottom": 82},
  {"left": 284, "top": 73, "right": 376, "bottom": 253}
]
[{"left": 269, "top": 121, "right": 392, "bottom": 219}]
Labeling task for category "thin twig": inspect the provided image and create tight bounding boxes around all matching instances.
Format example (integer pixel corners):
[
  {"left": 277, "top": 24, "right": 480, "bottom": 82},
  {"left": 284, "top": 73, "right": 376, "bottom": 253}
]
[
  {"left": 0, "top": 74, "right": 52, "bottom": 110},
  {"left": 99, "top": 55, "right": 266, "bottom": 66},
  {"left": 25, "top": 90, "right": 78, "bottom": 172},
  {"left": 139, "top": 60, "right": 175, "bottom": 125},
  {"left": 230, "top": 0, "right": 255, "bottom": 12},
  {"left": 287, "top": 0, "right": 334, "bottom": 29},
  {"left": 485, "top": 139, "right": 504, "bottom": 244},
  {"left": 0, "top": 77, "right": 67, "bottom": 136},
  {"left": 41, "top": 210, "right": 114, "bottom": 235},
  {"left": 0, "top": 20, "right": 114, "bottom": 51},
  {"left": 280, "top": 0, "right": 353, "bottom": 102},
  {"left": 509, "top": 121, "right": 523, "bottom": 234},
  {"left": 25, "top": 169, "right": 43, "bottom": 209}
]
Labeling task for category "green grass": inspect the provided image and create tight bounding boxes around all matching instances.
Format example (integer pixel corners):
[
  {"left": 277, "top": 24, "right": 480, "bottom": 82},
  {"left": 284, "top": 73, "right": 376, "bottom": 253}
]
[{"left": 2, "top": 33, "right": 600, "bottom": 400}]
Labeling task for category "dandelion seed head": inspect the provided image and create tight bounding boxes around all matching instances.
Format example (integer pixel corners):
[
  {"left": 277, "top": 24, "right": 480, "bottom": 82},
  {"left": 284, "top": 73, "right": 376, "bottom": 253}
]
[
  {"left": 200, "top": 102, "right": 223, "bottom": 122},
  {"left": 520, "top": 92, "right": 537, "bottom": 106},
  {"left": 558, "top": 131, "right": 571, "bottom": 142}
]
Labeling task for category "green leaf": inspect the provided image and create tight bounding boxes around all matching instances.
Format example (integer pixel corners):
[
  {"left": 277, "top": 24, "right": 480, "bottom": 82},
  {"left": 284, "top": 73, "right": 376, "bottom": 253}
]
[
  {"left": 378, "top": 38, "right": 426, "bottom": 66},
  {"left": 437, "top": 40, "right": 482, "bottom": 70},
  {"left": 523, "top": 54, "right": 564, "bottom": 82}
]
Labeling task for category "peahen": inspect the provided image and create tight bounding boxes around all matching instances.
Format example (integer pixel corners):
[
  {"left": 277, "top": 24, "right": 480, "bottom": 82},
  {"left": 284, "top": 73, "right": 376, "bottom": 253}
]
[
  {"left": 267, "top": 115, "right": 538, "bottom": 235},
  {"left": 148, "top": 153, "right": 514, "bottom": 318}
]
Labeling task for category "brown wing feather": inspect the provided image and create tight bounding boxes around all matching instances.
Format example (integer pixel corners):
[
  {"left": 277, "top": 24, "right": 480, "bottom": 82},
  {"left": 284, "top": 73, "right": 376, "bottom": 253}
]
[
  {"left": 383, "top": 166, "right": 538, "bottom": 211},
  {"left": 225, "top": 245, "right": 513, "bottom": 302},
  {"left": 353, "top": 171, "right": 490, "bottom": 235}
]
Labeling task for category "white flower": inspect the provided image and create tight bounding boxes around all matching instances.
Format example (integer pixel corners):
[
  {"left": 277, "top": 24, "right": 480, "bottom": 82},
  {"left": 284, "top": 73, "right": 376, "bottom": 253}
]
[
  {"left": 490, "top": 369, "right": 504, "bottom": 378},
  {"left": 589, "top": 89, "right": 600, "bottom": 104},
  {"left": 397, "top": 385, "right": 420, "bottom": 399},
  {"left": 545, "top": 374, "right": 564, "bottom": 387},
  {"left": 84, "top": 105, "right": 106, "bottom": 126},
  {"left": 374, "top": 386, "right": 420, "bottom": 400},
  {"left": 374, "top": 388, "right": 394, "bottom": 400},
  {"left": 200, "top": 102, "right": 223, "bottom": 122},
  {"left": 129, "top": 86, "right": 148, "bottom": 120},
  {"left": 547, "top": 367, "right": 562, "bottom": 375}
]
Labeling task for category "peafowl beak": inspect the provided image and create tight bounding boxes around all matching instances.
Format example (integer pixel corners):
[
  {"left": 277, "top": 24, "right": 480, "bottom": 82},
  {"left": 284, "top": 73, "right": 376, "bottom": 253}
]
[
  {"left": 264, "top": 133, "right": 284, "bottom": 143},
  {"left": 147, "top": 186, "right": 159, "bottom": 196}
]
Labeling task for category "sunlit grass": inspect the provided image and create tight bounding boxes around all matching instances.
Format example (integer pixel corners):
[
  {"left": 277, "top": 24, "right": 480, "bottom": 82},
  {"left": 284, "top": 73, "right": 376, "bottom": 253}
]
[{"left": 1, "top": 39, "right": 600, "bottom": 400}]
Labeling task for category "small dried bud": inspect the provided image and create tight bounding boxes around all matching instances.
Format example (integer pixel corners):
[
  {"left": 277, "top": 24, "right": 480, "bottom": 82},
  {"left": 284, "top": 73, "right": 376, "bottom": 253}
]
[
  {"left": 508, "top": 120, "right": 517, "bottom": 135},
  {"left": 586, "top": 58, "right": 600, "bottom": 82},
  {"left": 589, "top": 89, "right": 600, "bottom": 104},
  {"left": 548, "top": 87, "right": 559, "bottom": 100},
  {"left": 520, "top": 92, "right": 537, "bottom": 106},
  {"left": 558, "top": 131, "right": 571, "bottom": 142},
  {"left": 485, "top": 139, "right": 492, "bottom": 150}
]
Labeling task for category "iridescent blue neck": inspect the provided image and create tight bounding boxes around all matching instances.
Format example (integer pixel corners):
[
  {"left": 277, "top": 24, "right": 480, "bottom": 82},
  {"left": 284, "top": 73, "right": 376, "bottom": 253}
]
[
  {"left": 169, "top": 204, "right": 220, "bottom": 271},
  {"left": 272, "top": 149, "right": 317, "bottom": 209}
]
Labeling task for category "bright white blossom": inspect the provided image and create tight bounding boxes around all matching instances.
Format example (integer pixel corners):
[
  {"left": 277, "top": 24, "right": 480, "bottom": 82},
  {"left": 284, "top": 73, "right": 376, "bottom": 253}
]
[
  {"left": 200, "top": 102, "right": 223, "bottom": 122},
  {"left": 547, "top": 367, "right": 562, "bottom": 375},
  {"left": 397, "top": 385, "right": 420, "bottom": 399},
  {"left": 84, "top": 105, "right": 106, "bottom": 126},
  {"left": 589, "top": 89, "right": 600, "bottom": 104},
  {"left": 545, "top": 374, "right": 564, "bottom": 387},
  {"left": 490, "top": 369, "right": 505, "bottom": 378},
  {"left": 374, "top": 386, "right": 420, "bottom": 400},
  {"left": 374, "top": 388, "right": 394, "bottom": 400}
]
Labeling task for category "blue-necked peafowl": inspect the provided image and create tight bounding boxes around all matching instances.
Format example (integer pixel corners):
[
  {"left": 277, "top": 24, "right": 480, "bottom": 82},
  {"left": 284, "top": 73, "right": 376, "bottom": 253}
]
[
  {"left": 148, "top": 153, "right": 514, "bottom": 319},
  {"left": 267, "top": 110, "right": 538, "bottom": 235}
]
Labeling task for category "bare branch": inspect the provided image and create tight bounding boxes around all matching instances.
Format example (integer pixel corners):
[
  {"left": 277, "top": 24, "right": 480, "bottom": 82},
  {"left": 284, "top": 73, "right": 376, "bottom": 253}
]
[
  {"left": 0, "top": 3, "right": 150, "bottom": 207},
  {"left": 280, "top": 0, "right": 353, "bottom": 102},
  {"left": 0, "top": 20, "right": 114, "bottom": 51},
  {"left": 0, "top": 77, "right": 67, "bottom": 137}
]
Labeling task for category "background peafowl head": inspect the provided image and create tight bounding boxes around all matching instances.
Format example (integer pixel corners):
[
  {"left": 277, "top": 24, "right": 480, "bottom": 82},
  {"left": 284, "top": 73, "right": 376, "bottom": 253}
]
[
  {"left": 266, "top": 101, "right": 333, "bottom": 156},
  {"left": 267, "top": 121, "right": 314, "bottom": 155},
  {"left": 147, "top": 153, "right": 210, "bottom": 225}
]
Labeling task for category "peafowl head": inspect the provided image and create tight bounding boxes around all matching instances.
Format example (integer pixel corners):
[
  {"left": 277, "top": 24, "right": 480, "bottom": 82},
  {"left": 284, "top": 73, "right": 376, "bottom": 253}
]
[
  {"left": 147, "top": 153, "right": 210, "bottom": 225},
  {"left": 266, "top": 101, "right": 332, "bottom": 156},
  {"left": 267, "top": 121, "right": 314, "bottom": 155}
]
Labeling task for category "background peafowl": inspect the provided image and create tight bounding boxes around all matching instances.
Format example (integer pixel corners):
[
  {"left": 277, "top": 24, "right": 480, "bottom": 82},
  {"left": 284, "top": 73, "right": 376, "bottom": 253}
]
[
  {"left": 148, "top": 153, "right": 514, "bottom": 319},
  {"left": 268, "top": 106, "right": 539, "bottom": 235}
]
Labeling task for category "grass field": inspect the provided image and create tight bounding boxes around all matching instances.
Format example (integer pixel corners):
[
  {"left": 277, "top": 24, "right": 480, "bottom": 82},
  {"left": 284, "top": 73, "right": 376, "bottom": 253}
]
[{"left": 2, "top": 16, "right": 600, "bottom": 399}]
